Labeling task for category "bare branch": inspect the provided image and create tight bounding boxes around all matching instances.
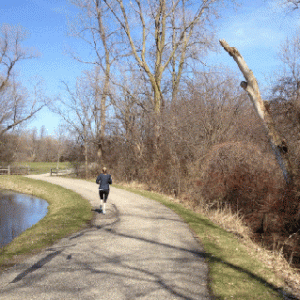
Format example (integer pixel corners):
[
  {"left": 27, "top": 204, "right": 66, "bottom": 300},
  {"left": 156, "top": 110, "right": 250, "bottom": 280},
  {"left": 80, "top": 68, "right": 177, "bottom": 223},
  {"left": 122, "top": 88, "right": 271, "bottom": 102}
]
[
  {"left": 0, "top": 24, "right": 40, "bottom": 93},
  {"left": 220, "top": 39, "right": 295, "bottom": 184}
]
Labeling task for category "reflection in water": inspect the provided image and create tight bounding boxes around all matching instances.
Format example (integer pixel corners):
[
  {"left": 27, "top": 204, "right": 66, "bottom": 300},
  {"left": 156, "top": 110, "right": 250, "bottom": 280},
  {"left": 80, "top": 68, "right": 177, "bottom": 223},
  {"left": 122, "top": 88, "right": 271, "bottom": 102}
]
[{"left": 0, "top": 191, "right": 48, "bottom": 247}]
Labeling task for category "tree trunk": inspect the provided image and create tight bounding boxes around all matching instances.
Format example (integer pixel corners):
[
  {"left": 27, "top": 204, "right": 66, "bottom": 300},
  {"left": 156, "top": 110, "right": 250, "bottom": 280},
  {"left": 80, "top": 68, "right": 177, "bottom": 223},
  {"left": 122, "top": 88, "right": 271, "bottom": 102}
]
[
  {"left": 84, "top": 140, "right": 88, "bottom": 179},
  {"left": 95, "top": 0, "right": 111, "bottom": 166},
  {"left": 220, "top": 39, "right": 295, "bottom": 185}
]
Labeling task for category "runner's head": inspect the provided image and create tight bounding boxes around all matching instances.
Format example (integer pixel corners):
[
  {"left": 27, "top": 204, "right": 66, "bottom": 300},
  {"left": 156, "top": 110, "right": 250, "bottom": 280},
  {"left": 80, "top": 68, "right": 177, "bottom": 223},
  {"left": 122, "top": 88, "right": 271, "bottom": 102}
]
[{"left": 102, "top": 167, "right": 107, "bottom": 174}]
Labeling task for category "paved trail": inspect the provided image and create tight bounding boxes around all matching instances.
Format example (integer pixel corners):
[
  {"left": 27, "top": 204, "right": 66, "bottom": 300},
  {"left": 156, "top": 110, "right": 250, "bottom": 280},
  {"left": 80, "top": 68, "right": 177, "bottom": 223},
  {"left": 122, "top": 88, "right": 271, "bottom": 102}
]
[{"left": 0, "top": 174, "right": 211, "bottom": 299}]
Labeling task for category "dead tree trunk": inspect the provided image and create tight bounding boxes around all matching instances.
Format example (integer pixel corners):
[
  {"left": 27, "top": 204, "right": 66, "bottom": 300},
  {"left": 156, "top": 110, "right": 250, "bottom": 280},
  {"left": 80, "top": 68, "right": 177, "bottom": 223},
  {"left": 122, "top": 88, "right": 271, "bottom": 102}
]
[{"left": 220, "top": 39, "right": 295, "bottom": 185}]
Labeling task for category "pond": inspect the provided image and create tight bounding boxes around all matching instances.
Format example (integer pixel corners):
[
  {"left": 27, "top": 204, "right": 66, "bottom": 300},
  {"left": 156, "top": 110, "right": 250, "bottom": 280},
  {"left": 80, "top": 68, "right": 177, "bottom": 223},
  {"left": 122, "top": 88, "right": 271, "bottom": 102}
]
[{"left": 0, "top": 191, "right": 48, "bottom": 248}]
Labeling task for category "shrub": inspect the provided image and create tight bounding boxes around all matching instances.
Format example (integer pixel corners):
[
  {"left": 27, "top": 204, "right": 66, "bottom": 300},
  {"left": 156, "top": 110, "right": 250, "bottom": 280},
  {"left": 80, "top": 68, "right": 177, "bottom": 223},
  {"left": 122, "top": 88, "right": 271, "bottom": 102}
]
[{"left": 195, "top": 142, "right": 285, "bottom": 232}]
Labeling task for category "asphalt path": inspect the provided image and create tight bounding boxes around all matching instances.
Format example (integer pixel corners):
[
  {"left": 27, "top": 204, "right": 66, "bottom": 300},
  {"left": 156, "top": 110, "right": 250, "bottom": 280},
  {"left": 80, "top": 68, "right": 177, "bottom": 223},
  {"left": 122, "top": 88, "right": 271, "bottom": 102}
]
[{"left": 0, "top": 174, "right": 212, "bottom": 299}]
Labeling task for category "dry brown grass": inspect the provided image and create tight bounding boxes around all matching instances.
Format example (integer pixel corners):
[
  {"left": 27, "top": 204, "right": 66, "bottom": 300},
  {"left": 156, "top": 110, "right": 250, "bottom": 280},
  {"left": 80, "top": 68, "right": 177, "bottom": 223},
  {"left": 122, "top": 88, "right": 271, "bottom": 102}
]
[
  {"left": 210, "top": 206, "right": 300, "bottom": 296},
  {"left": 194, "top": 198, "right": 300, "bottom": 298},
  {"left": 194, "top": 205, "right": 300, "bottom": 298}
]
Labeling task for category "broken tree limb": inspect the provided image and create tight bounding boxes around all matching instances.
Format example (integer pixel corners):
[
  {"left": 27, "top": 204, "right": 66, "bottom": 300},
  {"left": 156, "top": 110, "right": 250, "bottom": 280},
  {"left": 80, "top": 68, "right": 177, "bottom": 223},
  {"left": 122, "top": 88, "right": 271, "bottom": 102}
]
[{"left": 219, "top": 39, "right": 295, "bottom": 185}]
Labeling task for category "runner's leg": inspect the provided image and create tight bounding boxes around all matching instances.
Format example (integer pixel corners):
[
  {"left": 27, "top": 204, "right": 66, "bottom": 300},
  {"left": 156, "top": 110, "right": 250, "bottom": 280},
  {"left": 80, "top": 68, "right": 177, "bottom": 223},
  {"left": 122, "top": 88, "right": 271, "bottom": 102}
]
[
  {"left": 103, "top": 190, "right": 109, "bottom": 214},
  {"left": 99, "top": 190, "right": 104, "bottom": 212},
  {"left": 103, "top": 192, "right": 107, "bottom": 214}
]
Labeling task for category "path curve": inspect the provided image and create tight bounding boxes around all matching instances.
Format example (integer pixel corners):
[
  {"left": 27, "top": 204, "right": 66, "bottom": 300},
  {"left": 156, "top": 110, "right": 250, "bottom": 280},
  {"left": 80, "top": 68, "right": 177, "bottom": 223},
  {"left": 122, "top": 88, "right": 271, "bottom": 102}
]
[{"left": 0, "top": 174, "right": 211, "bottom": 299}]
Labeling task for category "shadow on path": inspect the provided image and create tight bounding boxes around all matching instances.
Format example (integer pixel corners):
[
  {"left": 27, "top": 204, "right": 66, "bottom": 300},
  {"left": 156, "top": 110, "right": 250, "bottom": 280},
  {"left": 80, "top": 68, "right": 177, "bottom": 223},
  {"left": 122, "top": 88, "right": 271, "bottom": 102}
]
[{"left": 11, "top": 250, "right": 62, "bottom": 283}]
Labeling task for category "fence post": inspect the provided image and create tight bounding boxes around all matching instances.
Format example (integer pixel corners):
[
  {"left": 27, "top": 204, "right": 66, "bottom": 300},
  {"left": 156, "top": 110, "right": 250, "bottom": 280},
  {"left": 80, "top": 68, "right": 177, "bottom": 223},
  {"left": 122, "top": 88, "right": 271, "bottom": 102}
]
[{"left": 8, "top": 165, "right": 11, "bottom": 175}]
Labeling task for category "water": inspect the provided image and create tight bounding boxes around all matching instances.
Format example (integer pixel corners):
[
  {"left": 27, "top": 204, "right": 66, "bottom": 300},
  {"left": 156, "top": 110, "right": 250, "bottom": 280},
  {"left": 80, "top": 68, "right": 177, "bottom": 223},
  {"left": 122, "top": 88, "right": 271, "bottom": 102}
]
[{"left": 0, "top": 191, "right": 48, "bottom": 247}]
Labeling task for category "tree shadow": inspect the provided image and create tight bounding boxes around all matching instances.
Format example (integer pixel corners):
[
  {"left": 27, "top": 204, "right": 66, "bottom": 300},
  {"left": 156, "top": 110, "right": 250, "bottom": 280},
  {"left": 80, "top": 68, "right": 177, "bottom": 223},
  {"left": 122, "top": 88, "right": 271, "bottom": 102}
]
[{"left": 5, "top": 202, "right": 298, "bottom": 300}]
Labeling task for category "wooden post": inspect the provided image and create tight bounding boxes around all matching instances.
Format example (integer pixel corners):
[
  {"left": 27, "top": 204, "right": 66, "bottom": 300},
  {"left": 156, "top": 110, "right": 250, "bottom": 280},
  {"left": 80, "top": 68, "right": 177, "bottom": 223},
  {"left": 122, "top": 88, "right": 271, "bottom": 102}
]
[
  {"left": 220, "top": 39, "right": 295, "bottom": 185},
  {"left": 8, "top": 165, "right": 10, "bottom": 175}
]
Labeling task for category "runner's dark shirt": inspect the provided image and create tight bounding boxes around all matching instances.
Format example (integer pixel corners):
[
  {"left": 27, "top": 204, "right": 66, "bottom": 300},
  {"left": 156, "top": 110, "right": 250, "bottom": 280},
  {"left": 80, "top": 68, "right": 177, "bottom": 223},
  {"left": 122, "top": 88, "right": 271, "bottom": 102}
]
[{"left": 96, "top": 174, "right": 112, "bottom": 190}]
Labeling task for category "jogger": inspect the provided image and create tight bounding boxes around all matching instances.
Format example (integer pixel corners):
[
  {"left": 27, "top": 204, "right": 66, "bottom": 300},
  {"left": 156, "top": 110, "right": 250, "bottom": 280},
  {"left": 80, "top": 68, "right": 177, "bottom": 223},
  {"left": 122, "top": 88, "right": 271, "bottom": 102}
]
[{"left": 96, "top": 167, "right": 112, "bottom": 214}]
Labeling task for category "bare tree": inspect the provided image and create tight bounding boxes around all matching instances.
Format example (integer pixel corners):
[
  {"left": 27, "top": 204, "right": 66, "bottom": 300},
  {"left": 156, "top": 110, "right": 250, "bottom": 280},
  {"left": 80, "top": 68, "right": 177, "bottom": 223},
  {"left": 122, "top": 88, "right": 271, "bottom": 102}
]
[
  {"left": 0, "top": 76, "right": 47, "bottom": 137},
  {"left": 53, "top": 125, "right": 68, "bottom": 168},
  {"left": 220, "top": 39, "right": 295, "bottom": 185},
  {"left": 105, "top": 0, "right": 226, "bottom": 110},
  {"left": 277, "top": 0, "right": 300, "bottom": 10},
  {"left": 110, "top": 67, "right": 152, "bottom": 149},
  {"left": 52, "top": 68, "right": 110, "bottom": 177},
  {"left": 0, "top": 24, "right": 39, "bottom": 91},
  {"left": 100, "top": 0, "right": 228, "bottom": 153},
  {"left": 271, "top": 34, "right": 300, "bottom": 103},
  {"left": 0, "top": 24, "right": 45, "bottom": 136},
  {"left": 67, "top": 0, "right": 119, "bottom": 163},
  {"left": 103, "top": 0, "right": 220, "bottom": 114},
  {"left": 172, "top": 70, "right": 247, "bottom": 149}
]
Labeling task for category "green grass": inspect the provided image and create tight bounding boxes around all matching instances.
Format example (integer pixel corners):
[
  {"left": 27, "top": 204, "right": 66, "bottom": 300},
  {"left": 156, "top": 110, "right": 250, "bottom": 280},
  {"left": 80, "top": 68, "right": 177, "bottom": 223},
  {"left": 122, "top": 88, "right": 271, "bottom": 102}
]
[
  {"left": 113, "top": 183, "right": 288, "bottom": 300},
  {"left": 0, "top": 176, "right": 93, "bottom": 269},
  {"left": 12, "top": 162, "right": 72, "bottom": 175}
]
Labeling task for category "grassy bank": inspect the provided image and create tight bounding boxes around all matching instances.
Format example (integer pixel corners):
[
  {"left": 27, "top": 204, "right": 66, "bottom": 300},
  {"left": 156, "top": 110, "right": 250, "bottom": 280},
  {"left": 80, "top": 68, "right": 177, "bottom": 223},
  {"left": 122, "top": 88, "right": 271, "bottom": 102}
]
[
  {"left": 0, "top": 176, "right": 93, "bottom": 269},
  {"left": 113, "top": 183, "right": 293, "bottom": 300}
]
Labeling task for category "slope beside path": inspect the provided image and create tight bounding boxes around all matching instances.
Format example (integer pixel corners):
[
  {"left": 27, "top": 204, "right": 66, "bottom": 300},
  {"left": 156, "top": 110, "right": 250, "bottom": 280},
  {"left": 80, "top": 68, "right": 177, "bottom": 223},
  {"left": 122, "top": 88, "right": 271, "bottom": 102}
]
[{"left": 0, "top": 174, "right": 211, "bottom": 299}]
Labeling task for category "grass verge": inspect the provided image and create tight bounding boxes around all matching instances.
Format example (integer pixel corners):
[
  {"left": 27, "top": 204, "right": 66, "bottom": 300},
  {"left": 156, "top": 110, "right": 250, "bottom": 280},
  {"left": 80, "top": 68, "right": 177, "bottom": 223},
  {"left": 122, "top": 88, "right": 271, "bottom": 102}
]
[
  {"left": 0, "top": 176, "right": 93, "bottom": 269},
  {"left": 113, "top": 183, "right": 291, "bottom": 300}
]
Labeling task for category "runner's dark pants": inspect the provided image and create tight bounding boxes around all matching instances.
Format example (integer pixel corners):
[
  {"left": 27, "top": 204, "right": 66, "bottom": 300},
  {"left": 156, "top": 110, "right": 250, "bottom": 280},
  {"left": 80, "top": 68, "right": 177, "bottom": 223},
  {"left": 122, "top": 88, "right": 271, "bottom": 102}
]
[{"left": 99, "top": 189, "right": 109, "bottom": 203}]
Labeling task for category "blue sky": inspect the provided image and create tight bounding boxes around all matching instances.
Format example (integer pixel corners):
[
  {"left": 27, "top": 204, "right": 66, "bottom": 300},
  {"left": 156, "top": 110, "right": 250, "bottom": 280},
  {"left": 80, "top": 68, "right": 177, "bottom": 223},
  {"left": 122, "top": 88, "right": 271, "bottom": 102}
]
[
  {"left": 1, "top": 0, "right": 299, "bottom": 135},
  {"left": 209, "top": 0, "right": 300, "bottom": 82}
]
